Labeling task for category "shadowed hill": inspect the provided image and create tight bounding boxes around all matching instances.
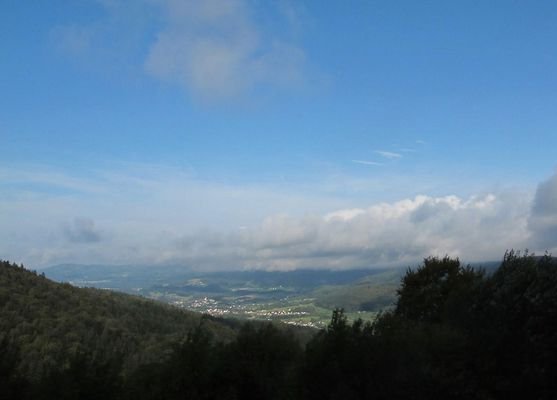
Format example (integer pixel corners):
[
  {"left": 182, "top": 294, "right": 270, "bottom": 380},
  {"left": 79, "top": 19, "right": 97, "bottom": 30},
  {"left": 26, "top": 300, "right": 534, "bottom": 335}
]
[
  {"left": 0, "top": 260, "right": 241, "bottom": 380},
  {"left": 2, "top": 252, "right": 557, "bottom": 399}
]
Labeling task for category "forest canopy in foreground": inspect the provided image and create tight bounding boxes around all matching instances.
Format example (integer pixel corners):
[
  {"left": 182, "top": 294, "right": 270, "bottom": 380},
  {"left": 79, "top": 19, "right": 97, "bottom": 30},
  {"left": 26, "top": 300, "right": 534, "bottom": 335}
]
[{"left": 1, "top": 251, "right": 557, "bottom": 399}]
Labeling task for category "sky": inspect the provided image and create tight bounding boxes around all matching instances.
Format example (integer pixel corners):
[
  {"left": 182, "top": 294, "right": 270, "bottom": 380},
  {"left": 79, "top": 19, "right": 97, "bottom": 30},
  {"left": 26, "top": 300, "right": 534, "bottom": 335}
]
[{"left": 1, "top": 0, "right": 557, "bottom": 270}]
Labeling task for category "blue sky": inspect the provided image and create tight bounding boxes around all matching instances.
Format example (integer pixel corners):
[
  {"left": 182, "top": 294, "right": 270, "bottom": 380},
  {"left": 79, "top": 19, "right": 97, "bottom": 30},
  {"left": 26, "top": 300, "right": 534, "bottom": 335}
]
[{"left": 1, "top": 1, "right": 557, "bottom": 269}]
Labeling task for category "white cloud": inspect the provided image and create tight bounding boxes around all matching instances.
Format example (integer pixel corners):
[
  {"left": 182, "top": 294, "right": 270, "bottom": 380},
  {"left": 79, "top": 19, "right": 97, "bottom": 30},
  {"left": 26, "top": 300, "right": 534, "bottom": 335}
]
[
  {"left": 375, "top": 150, "right": 402, "bottom": 159},
  {"left": 352, "top": 160, "right": 382, "bottom": 166},
  {"left": 144, "top": 0, "right": 306, "bottom": 100},
  {"left": 528, "top": 171, "right": 557, "bottom": 251},
  {"left": 1, "top": 164, "right": 549, "bottom": 270},
  {"left": 49, "top": 0, "right": 306, "bottom": 101},
  {"left": 325, "top": 208, "right": 366, "bottom": 221},
  {"left": 164, "top": 191, "right": 528, "bottom": 271}
]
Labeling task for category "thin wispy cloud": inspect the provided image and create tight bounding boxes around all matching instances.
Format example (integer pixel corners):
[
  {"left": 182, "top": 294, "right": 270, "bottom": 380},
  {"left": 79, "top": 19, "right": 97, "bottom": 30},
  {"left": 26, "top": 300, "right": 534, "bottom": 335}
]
[
  {"left": 375, "top": 150, "right": 402, "bottom": 160},
  {"left": 352, "top": 160, "right": 383, "bottom": 166}
]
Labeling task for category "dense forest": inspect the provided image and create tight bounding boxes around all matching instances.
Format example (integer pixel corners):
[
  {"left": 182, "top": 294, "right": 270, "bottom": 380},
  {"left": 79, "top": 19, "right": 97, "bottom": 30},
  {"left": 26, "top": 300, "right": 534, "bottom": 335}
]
[{"left": 1, "top": 251, "right": 556, "bottom": 399}]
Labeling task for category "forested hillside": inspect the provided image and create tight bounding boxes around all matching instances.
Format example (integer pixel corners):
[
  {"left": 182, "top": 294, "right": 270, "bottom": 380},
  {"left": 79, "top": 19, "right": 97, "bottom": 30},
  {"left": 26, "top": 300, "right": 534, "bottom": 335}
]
[
  {"left": 2, "top": 251, "right": 557, "bottom": 399},
  {"left": 0, "top": 260, "right": 241, "bottom": 384}
]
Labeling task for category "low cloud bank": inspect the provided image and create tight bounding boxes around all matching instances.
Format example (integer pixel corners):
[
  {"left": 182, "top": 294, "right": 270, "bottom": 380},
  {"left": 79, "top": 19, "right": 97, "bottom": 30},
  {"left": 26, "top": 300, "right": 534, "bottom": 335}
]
[
  {"left": 529, "top": 172, "right": 557, "bottom": 249},
  {"left": 2, "top": 167, "right": 556, "bottom": 270},
  {"left": 169, "top": 192, "right": 531, "bottom": 270}
]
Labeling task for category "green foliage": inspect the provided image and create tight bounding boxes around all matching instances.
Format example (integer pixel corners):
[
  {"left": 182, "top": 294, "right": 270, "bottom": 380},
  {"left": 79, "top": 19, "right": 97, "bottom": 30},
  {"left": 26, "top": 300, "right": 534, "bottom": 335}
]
[
  {"left": 395, "top": 256, "right": 485, "bottom": 325},
  {"left": 475, "top": 250, "right": 557, "bottom": 397},
  {"left": 304, "top": 253, "right": 557, "bottom": 400},
  {"left": 0, "top": 334, "right": 29, "bottom": 400},
  {"left": 32, "top": 350, "right": 123, "bottom": 400},
  {"left": 0, "top": 260, "right": 236, "bottom": 381},
  {"left": 312, "top": 269, "right": 400, "bottom": 312},
  {"left": 2, "top": 252, "right": 557, "bottom": 399},
  {"left": 216, "top": 322, "right": 303, "bottom": 400},
  {"left": 303, "top": 309, "right": 376, "bottom": 400}
]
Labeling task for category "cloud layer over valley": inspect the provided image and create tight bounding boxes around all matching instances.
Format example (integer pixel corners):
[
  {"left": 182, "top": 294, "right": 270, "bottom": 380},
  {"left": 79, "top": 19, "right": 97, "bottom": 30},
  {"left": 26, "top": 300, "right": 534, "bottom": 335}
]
[{"left": 2, "top": 165, "right": 555, "bottom": 270}]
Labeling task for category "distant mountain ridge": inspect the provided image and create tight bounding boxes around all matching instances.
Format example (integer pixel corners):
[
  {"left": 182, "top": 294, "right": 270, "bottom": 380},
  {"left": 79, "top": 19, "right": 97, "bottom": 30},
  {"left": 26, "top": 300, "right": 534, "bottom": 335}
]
[
  {"left": 42, "top": 261, "right": 503, "bottom": 327},
  {"left": 43, "top": 263, "right": 397, "bottom": 288}
]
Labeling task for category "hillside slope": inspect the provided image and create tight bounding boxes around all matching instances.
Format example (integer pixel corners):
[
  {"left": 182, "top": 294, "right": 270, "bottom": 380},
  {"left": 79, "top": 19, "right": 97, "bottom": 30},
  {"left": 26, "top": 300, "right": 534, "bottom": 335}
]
[{"left": 0, "top": 260, "right": 240, "bottom": 380}]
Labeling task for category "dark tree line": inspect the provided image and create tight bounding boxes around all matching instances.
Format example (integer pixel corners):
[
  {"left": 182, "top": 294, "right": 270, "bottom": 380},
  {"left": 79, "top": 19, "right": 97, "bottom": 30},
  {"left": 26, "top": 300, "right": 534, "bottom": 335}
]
[
  {"left": 302, "top": 251, "right": 557, "bottom": 400},
  {"left": 2, "top": 251, "right": 557, "bottom": 399}
]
